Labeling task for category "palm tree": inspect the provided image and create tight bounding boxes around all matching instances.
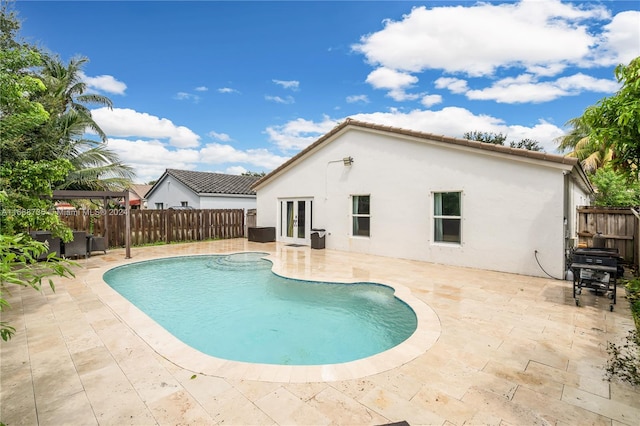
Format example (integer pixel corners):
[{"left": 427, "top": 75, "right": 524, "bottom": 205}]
[
  {"left": 31, "top": 55, "right": 134, "bottom": 190},
  {"left": 555, "top": 117, "right": 614, "bottom": 173},
  {"left": 39, "top": 55, "right": 112, "bottom": 136}
]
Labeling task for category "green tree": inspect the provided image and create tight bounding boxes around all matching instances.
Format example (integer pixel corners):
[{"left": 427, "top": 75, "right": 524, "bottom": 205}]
[
  {"left": 0, "top": 4, "right": 76, "bottom": 344},
  {"left": 241, "top": 171, "right": 266, "bottom": 177},
  {"left": 589, "top": 166, "right": 640, "bottom": 207},
  {"left": 464, "top": 131, "right": 544, "bottom": 152},
  {"left": 31, "top": 55, "right": 135, "bottom": 190},
  {"left": 556, "top": 117, "right": 614, "bottom": 173},
  {"left": 1, "top": 4, "right": 133, "bottom": 192},
  {"left": 0, "top": 159, "right": 74, "bottom": 238},
  {"left": 0, "top": 4, "right": 48, "bottom": 161},
  {"left": 583, "top": 57, "right": 640, "bottom": 179},
  {"left": 509, "top": 138, "right": 544, "bottom": 152},
  {"left": 463, "top": 131, "right": 507, "bottom": 145}
]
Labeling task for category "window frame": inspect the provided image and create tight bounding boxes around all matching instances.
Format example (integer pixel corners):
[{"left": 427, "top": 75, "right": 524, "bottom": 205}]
[
  {"left": 433, "top": 191, "right": 462, "bottom": 245},
  {"left": 351, "top": 194, "right": 371, "bottom": 238}
]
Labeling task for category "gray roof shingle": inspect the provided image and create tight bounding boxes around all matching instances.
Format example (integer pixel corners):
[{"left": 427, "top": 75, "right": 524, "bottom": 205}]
[{"left": 165, "top": 169, "right": 259, "bottom": 195}]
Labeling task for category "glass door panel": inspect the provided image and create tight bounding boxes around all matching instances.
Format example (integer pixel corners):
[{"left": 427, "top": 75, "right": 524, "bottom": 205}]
[
  {"left": 297, "top": 201, "right": 306, "bottom": 238},
  {"left": 280, "top": 198, "right": 311, "bottom": 245}
]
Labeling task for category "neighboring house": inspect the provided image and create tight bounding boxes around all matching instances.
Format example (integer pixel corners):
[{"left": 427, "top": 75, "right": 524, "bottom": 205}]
[
  {"left": 128, "top": 184, "right": 153, "bottom": 209},
  {"left": 146, "top": 169, "right": 259, "bottom": 211},
  {"left": 252, "top": 119, "right": 593, "bottom": 278}
]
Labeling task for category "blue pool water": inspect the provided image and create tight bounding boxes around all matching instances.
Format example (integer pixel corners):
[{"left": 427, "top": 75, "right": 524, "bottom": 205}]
[{"left": 103, "top": 253, "right": 417, "bottom": 365}]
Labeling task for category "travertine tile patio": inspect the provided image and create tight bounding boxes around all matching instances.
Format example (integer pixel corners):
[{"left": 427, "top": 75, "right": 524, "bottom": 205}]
[{"left": 1, "top": 239, "right": 639, "bottom": 425}]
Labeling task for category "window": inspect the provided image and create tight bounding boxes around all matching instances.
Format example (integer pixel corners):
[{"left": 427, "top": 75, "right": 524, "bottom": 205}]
[
  {"left": 181, "top": 201, "right": 189, "bottom": 207},
  {"left": 434, "top": 192, "right": 461, "bottom": 243},
  {"left": 155, "top": 203, "right": 164, "bottom": 210},
  {"left": 352, "top": 195, "right": 370, "bottom": 237}
]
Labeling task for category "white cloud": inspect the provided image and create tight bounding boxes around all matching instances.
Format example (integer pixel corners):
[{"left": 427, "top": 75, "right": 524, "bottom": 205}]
[
  {"left": 421, "top": 94, "right": 442, "bottom": 108},
  {"left": 218, "top": 87, "right": 240, "bottom": 94},
  {"left": 465, "top": 73, "right": 619, "bottom": 103},
  {"left": 353, "top": 0, "right": 610, "bottom": 77},
  {"left": 175, "top": 92, "right": 200, "bottom": 102},
  {"left": 366, "top": 67, "right": 422, "bottom": 101},
  {"left": 92, "top": 107, "right": 201, "bottom": 148},
  {"left": 554, "top": 73, "right": 620, "bottom": 92},
  {"left": 265, "top": 95, "right": 295, "bottom": 104},
  {"left": 105, "top": 136, "right": 288, "bottom": 183},
  {"left": 273, "top": 79, "right": 300, "bottom": 90},
  {"left": 200, "top": 143, "right": 288, "bottom": 170},
  {"left": 595, "top": 11, "right": 640, "bottom": 66},
  {"left": 506, "top": 121, "right": 566, "bottom": 151},
  {"left": 346, "top": 95, "right": 369, "bottom": 104},
  {"left": 265, "top": 107, "right": 566, "bottom": 154},
  {"left": 387, "top": 89, "right": 422, "bottom": 102},
  {"left": 208, "top": 131, "right": 232, "bottom": 142},
  {"left": 80, "top": 72, "right": 127, "bottom": 95},
  {"left": 366, "top": 67, "right": 418, "bottom": 90},
  {"left": 434, "top": 77, "right": 469, "bottom": 94},
  {"left": 352, "top": 0, "right": 631, "bottom": 104},
  {"left": 349, "top": 108, "right": 566, "bottom": 152},
  {"left": 106, "top": 138, "right": 201, "bottom": 182},
  {"left": 195, "top": 86, "right": 209, "bottom": 92},
  {"left": 265, "top": 116, "right": 338, "bottom": 152},
  {"left": 225, "top": 166, "right": 248, "bottom": 175}
]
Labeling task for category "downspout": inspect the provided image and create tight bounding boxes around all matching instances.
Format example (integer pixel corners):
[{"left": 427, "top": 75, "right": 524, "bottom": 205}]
[{"left": 563, "top": 170, "right": 572, "bottom": 268}]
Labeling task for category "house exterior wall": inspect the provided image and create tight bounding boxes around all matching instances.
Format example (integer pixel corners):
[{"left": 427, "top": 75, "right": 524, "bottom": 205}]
[
  {"left": 200, "top": 195, "right": 256, "bottom": 211},
  {"left": 566, "top": 172, "right": 592, "bottom": 249},
  {"left": 256, "top": 128, "right": 587, "bottom": 278},
  {"left": 146, "top": 175, "right": 257, "bottom": 210},
  {"left": 146, "top": 175, "right": 200, "bottom": 209}
]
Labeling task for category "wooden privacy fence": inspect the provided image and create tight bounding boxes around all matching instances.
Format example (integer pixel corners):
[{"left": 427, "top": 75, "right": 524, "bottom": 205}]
[
  {"left": 58, "top": 209, "right": 245, "bottom": 248},
  {"left": 577, "top": 206, "right": 639, "bottom": 267}
]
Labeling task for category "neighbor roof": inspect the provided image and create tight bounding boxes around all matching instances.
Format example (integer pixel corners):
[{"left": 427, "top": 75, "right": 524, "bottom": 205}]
[
  {"left": 151, "top": 169, "right": 259, "bottom": 196},
  {"left": 129, "top": 184, "right": 152, "bottom": 199},
  {"left": 253, "top": 119, "right": 581, "bottom": 190}
]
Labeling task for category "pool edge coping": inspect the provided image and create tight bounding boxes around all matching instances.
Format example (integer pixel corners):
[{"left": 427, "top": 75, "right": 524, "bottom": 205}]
[{"left": 84, "top": 250, "right": 442, "bottom": 383}]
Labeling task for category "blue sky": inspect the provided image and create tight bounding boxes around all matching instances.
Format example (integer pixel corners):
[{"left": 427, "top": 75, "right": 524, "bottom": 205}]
[{"left": 15, "top": 0, "right": 640, "bottom": 183}]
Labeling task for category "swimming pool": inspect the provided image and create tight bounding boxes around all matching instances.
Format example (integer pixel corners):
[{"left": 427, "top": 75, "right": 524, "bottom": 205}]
[{"left": 103, "top": 252, "right": 418, "bottom": 365}]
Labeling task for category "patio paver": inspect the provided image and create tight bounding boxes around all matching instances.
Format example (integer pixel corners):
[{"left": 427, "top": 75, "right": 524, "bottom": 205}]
[{"left": 1, "top": 239, "right": 639, "bottom": 425}]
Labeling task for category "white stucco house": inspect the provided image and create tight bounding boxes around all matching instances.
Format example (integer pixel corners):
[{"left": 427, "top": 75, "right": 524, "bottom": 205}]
[
  {"left": 146, "top": 169, "right": 259, "bottom": 211},
  {"left": 252, "top": 119, "right": 593, "bottom": 278}
]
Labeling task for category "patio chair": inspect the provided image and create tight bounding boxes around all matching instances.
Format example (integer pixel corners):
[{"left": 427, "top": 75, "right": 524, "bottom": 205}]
[
  {"left": 88, "top": 235, "right": 107, "bottom": 256},
  {"left": 64, "top": 231, "right": 88, "bottom": 259},
  {"left": 29, "top": 231, "right": 61, "bottom": 260}
]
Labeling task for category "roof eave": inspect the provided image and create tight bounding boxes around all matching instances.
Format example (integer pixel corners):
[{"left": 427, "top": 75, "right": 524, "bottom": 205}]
[{"left": 251, "top": 119, "right": 583, "bottom": 190}]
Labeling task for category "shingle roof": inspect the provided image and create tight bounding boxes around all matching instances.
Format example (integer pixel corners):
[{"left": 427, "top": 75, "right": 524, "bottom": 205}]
[
  {"left": 165, "top": 169, "right": 259, "bottom": 195},
  {"left": 129, "top": 184, "right": 153, "bottom": 199},
  {"left": 253, "top": 119, "right": 581, "bottom": 189}
]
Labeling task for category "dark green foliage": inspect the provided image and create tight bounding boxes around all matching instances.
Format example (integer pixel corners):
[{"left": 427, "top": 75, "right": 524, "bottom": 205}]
[
  {"left": 583, "top": 57, "right": 640, "bottom": 180},
  {"left": 464, "top": 131, "right": 544, "bottom": 151},
  {"left": 589, "top": 166, "right": 640, "bottom": 207},
  {"left": 463, "top": 131, "right": 507, "bottom": 145},
  {"left": 509, "top": 138, "right": 544, "bottom": 152},
  {"left": 0, "top": 159, "right": 74, "bottom": 239},
  {"left": 241, "top": 171, "right": 266, "bottom": 177}
]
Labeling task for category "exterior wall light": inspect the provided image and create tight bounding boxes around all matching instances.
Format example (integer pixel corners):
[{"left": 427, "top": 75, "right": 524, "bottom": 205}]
[{"left": 343, "top": 156, "right": 354, "bottom": 166}]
